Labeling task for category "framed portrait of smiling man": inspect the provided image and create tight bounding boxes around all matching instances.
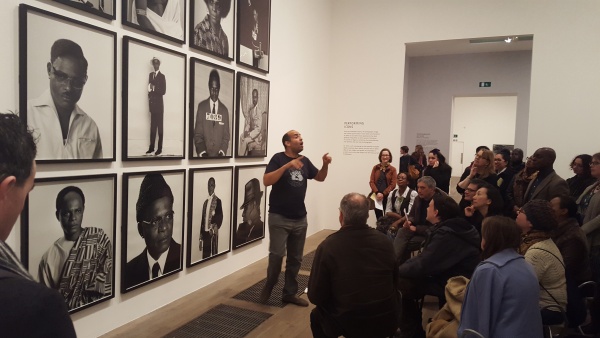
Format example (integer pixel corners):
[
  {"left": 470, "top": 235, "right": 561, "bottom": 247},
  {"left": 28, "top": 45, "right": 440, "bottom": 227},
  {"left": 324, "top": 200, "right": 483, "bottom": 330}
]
[
  {"left": 19, "top": 4, "right": 117, "bottom": 163},
  {"left": 122, "top": 170, "right": 185, "bottom": 293},
  {"left": 190, "top": 0, "right": 235, "bottom": 61},
  {"left": 20, "top": 174, "right": 117, "bottom": 314}
]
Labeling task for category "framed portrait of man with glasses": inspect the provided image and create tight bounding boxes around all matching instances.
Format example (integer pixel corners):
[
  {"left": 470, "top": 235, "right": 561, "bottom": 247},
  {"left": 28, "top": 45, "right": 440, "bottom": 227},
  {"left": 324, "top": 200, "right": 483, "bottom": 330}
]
[
  {"left": 122, "top": 170, "right": 185, "bottom": 292},
  {"left": 19, "top": 5, "right": 116, "bottom": 163}
]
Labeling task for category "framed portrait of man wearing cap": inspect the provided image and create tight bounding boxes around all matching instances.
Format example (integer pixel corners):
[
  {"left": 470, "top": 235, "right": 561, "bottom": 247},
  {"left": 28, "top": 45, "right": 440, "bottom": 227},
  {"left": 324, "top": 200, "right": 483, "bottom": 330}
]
[
  {"left": 187, "top": 167, "right": 233, "bottom": 267},
  {"left": 233, "top": 165, "right": 267, "bottom": 249},
  {"left": 121, "top": 170, "right": 185, "bottom": 293}
]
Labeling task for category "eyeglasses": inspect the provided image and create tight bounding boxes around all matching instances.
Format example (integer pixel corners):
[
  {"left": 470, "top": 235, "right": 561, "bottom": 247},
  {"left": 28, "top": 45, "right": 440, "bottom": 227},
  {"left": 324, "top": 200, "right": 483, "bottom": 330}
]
[
  {"left": 591, "top": 161, "right": 600, "bottom": 167},
  {"left": 516, "top": 208, "right": 523, "bottom": 214},
  {"left": 50, "top": 65, "right": 87, "bottom": 89},
  {"left": 140, "top": 211, "right": 175, "bottom": 229}
]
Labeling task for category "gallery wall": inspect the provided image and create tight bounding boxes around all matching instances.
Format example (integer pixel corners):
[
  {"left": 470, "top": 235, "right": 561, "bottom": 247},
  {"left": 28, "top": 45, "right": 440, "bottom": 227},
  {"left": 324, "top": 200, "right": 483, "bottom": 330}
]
[{"left": 0, "top": 0, "right": 335, "bottom": 336}]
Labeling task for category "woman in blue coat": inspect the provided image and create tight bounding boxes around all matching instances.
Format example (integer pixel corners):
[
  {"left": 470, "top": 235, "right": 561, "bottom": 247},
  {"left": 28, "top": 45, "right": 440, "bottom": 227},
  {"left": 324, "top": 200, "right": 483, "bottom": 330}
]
[{"left": 458, "top": 216, "right": 543, "bottom": 338}]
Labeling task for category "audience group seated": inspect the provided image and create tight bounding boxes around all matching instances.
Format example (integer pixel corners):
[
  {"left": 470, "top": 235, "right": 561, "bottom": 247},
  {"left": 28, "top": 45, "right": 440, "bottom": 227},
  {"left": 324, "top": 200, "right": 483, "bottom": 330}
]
[{"left": 312, "top": 145, "right": 600, "bottom": 338}]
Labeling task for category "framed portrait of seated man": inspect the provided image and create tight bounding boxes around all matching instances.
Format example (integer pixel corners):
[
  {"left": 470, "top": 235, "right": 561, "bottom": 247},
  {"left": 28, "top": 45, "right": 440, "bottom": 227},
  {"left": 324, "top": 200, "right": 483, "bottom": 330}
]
[
  {"left": 235, "top": 72, "right": 269, "bottom": 158},
  {"left": 122, "top": 170, "right": 185, "bottom": 293},
  {"left": 19, "top": 5, "right": 117, "bottom": 163},
  {"left": 20, "top": 174, "right": 117, "bottom": 314}
]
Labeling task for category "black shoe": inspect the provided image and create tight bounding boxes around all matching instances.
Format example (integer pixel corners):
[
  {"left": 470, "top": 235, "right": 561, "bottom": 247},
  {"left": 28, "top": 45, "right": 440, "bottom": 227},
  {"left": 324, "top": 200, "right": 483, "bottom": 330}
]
[
  {"left": 259, "top": 285, "right": 273, "bottom": 303},
  {"left": 145, "top": 148, "right": 154, "bottom": 155},
  {"left": 282, "top": 295, "right": 309, "bottom": 307},
  {"left": 155, "top": 149, "right": 162, "bottom": 156}
]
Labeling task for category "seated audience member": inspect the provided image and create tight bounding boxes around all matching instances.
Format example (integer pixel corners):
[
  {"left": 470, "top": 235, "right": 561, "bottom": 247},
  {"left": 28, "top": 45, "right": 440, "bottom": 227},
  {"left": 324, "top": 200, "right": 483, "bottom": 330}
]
[
  {"left": 385, "top": 172, "right": 418, "bottom": 230},
  {"left": 463, "top": 182, "right": 504, "bottom": 235},
  {"left": 0, "top": 113, "right": 76, "bottom": 337},
  {"left": 516, "top": 199, "right": 567, "bottom": 325},
  {"left": 523, "top": 147, "right": 569, "bottom": 204},
  {"left": 459, "top": 216, "right": 543, "bottom": 338},
  {"left": 458, "top": 178, "right": 485, "bottom": 214},
  {"left": 510, "top": 148, "right": 526, "bottom": 173},
  {"left": 422, "top": 149, "right": 452, "bottom": 194},
  {"left": 393, "top": 176, "right": 446, "bottom": 263},
  {"left": 396, "top": 194, "right": 480, "bottom": 338},
  {"left": 494, "top": 148, "right": 515, "bottom": 214},
  {"left": 308, "top": 193, "right": 399, "bottom": 338},
  {"left": 567, "top": 154, "right": 595, "bottom": 200},
  {"left": 457, "top": 148, "right": 497, "bottom": 197},
  {"left": 507, "top": 156, "right": 538, "bottom": 215},
  {"left": 551, "top": 195, "right": 591, "bottom": 284},
  {"left": 369, "top": 148, "right": 397, "bottom": 220},
  {"left": 456, "top": 145, "right": 489, "bottom": 195}
]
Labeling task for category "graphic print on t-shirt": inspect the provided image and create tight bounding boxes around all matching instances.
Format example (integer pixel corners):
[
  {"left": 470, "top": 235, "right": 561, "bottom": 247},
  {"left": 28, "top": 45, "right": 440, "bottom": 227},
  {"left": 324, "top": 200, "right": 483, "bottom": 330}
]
[{"left": 288, "top": 168, "right": 304, "bottom": 187}]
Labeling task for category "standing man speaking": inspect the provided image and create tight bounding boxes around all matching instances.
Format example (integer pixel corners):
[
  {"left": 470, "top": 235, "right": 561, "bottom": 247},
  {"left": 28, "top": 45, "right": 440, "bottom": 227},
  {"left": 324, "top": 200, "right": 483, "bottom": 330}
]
[{"left": 260, "top": 130, "right": 331, "bottom": 306}]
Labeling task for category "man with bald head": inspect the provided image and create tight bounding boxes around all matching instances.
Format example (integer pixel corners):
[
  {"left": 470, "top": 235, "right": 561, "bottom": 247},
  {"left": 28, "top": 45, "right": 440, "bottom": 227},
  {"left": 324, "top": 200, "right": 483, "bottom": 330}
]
[
  {"left": 523, "top": 147, "right": 569, "bottom": 203},
  {"left": 39, "top": 186, "right": 113, "bottom": 310},
  {"left": 260, "top": 130, "right": 332, "bottom": 306}
]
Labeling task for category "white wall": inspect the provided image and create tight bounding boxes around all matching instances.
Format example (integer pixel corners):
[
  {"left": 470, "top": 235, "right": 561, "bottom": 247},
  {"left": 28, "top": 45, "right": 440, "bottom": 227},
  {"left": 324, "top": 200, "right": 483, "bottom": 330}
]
[{"left": 0, "top": 0, "right": 334, "bottom": 336}]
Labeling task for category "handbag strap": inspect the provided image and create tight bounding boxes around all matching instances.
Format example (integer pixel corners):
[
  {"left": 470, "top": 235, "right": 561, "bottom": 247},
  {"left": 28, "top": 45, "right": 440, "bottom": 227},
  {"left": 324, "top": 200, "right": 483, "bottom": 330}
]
[{"left": 529, "top": 247, "right": 565, "bottom": 310}]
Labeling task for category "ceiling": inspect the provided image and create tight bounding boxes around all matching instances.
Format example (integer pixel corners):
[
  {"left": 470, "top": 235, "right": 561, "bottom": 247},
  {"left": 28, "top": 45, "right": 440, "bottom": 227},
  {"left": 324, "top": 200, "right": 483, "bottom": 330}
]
[{"left": 405, "top": 35, "right": 534, "bottom": 57}]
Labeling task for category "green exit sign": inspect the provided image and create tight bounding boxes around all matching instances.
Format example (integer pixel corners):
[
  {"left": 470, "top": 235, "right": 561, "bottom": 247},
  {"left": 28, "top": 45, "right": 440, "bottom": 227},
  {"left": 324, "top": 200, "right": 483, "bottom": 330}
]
[{"left": 479, "top": 82, "right": 492, "bottom": 87}]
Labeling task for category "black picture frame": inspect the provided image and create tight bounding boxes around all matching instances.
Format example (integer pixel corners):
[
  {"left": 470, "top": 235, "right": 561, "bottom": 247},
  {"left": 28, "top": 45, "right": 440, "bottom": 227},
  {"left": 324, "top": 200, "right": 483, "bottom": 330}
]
[
  {"left": 235, "top": 72, "right": 269, "bottom": 158},
  {"left": 189, "top": 58, "right": 235, "bottom": 159},
  {"left": 122, "top": 36, "right": 186, "bottom": 161},
  {"left": 122, "top": 0, "right": 186, "bottom": 44},
  {"left": 122, "top": 170, "right": 186, "bottom": 293},
  {"left": 187, "top": 167, "right": 233, "bottom": 267},
  {"left": 236, "top": 0, "right": 271, "bottom": 72},
  {"left": 20, "top": 174, "right": 117, "bottom": 314},
  {"left": 232, "top": 165, "right": 267, "bottom": 249},
  {"left": 189, "top": 0, "right": 235, "bottom": 61},
  {"left": 19, "top": 4, "right": 117, "bottom": 163},
  {"left": 53, "top": 0, "right": 116, "bottom": 20}
]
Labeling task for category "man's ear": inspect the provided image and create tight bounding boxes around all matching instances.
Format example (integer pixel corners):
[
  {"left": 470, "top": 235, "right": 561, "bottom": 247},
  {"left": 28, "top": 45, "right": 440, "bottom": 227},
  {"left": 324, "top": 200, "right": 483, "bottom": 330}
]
[
  {"left": 0, "top": 176, "right": 17, "bottom": 202},
  {"left": 47, "top": 62, "right": 52, "bottom": 77},
  {"left": 55, "top": 210, "right": 60, "bottom": 221},
  {"left": 137, "top": 223, "right": 144, "bottom": 238}
]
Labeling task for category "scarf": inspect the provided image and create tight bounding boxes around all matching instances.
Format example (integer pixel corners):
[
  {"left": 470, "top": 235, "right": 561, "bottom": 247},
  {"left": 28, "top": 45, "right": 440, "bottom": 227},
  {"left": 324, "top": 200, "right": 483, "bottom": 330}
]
[
  {"left": 519, "top": 230, "right": 551, "bottom": 254},
  {"left": 513, "top": 169, "right": 538, "bottom": 208}
]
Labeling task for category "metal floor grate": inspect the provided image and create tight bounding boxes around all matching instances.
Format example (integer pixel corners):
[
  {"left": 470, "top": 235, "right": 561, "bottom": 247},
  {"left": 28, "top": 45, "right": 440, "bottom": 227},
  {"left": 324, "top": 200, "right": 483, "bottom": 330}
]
[
  {"left": 300, "top": 250, "right": 315, "bottom": 271},
  {"left": 232, "top": 272, "right": 310, "bottom": 307},
  {"left": 163, "top": 304, "right": 272, "bottom": 338}
]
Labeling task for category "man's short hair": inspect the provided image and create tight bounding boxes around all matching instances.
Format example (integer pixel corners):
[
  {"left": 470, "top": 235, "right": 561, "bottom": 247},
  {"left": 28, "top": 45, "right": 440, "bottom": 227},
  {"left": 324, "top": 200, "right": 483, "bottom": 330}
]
[
  {"left": 55, "top": 186, "right": 85, "bottom": 212},
  {"left": 0, "top": 113, "right": 36, "bottom": 185},
  {"left": 151, "top": 57, "right": 160, "bottom": 65},
  {"left": 340, "top": 193, "right": 369, "bottom": 225},
  {"left": 204, "top": 0, "right": 232, "bottom": 18},
  {"left": 401, "top": 146, "right": 409, "bottom": 153},
  {"left": 208, "top": 69, "right": 220, "bottom": 88},
  {"left": 50, "top": 39, "right": 88, "bottom": 69},
  {"left": 252, "top": 88, "right": 258, "bottom": 96},
  {"left": 281, "top": 131, "right": 291, "bottom": 147},
  {"left": 554, "top": 194, "right": 578, "bottom": 218},
  {"left": 208, "top": 177, "right": 215, "bottom": 185},
  {"left": 136, "top": 174, "right": 174, "bottom": 223},
  {"left": 431, "top": 194, "right": 460, "bottom": 221},
  {"left": 417, "top": 176, "right": 436, "bottom": 188}
]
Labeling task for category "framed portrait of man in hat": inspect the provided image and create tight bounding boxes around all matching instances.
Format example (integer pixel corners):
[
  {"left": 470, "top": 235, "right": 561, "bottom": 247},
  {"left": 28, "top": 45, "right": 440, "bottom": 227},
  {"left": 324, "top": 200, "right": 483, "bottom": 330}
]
[{"left": 233, "top": 165, "right": 267, "bottom": 249}]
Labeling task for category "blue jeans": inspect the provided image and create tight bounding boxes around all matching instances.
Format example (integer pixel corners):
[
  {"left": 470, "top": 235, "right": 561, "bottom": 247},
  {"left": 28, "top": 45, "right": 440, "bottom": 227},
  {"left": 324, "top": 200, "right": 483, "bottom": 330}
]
[{"left": 265, "top": 213, "right": 308, "bottom": 297}]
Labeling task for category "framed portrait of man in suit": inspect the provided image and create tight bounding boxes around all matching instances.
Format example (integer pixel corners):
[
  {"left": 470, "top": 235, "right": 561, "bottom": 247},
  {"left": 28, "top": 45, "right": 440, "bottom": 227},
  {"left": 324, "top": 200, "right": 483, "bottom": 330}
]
[
  {"left": 122, "top": 0, "right": 186, "bottom": 44},
  {"left": 235, "top": 72, "right": 269, "bottom": 158},
  {"left": 236, "top": 0, "right": 270, "bottom": 72},
  {"left": 187, "top": 167, "right": 233, "bottom": 267},
  {"left": 20, "top": 174, "right": 117, "bottom": 313},
  {"left": 19, "top": 5, "right": 117, "bottom": 163},
  {"left": 233, "top": 165, "right": 267, "bottom": 249},
  {"left": 122, "top": 36, "right": 186, "bottom": 161},
  {"left": 189, "top": 58, "right": 235, "bottom": 159},
  {"left": 122, "top": 170, "right": 185, "bottom": 293}
]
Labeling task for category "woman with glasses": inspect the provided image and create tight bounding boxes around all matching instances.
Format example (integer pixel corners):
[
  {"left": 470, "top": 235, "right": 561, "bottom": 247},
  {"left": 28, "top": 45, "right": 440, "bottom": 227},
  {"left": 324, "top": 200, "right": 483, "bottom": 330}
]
[
  {"left": 422, "top": 148, "right": 452, "bottom": 193},
  {"left": 567, "top": 154, "right": 595, "bottom": 200},
  {"left": 369, "top": 148, "right": 397, "bottom": 220},
  {"left": 463, "top": 182, "right": 504, "bottom": 235}
]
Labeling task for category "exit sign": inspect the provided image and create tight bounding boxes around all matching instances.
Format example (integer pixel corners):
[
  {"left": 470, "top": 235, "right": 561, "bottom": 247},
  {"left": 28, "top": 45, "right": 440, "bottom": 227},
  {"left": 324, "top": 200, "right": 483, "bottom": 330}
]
[{"left": 479, "top": 82, "right": 492, "bottom": 87}]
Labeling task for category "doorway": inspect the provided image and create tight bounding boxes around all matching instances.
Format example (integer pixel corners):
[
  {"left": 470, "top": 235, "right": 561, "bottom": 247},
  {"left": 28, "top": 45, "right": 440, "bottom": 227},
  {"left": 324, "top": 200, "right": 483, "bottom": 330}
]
[{"left": 449, "top": 96, "right": 517, "bottom": 175}]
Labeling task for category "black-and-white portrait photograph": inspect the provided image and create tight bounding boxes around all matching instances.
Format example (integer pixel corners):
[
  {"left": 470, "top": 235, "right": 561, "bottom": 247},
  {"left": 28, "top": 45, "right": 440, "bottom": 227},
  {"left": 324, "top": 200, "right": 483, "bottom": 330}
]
[
  {"left": 122, "top": 170, "right": 185, "bottom": 293},
  {"left": 190, "top": 0, "right": 234, "bottom": 60},
  {"left": 189, "top": 58, "right": 234, "bottom": 159},
  {"left": 54, "top": 0, "right": 116, "bottom": 20},
  {"left": 233, "top": 165, "right": 267, "bottom": 249},
  {"left": 123, "top": 36, "right": 186, "bottom": 160},
  {"left": 187, "top": 167, "right": 233, "bottom": 267},
  {"left": 19, "top": 5, "right": 116, "bottom": 163},
  {"left": 235, "top": 72, "right": 269, "bottom": 158},
  {"left": 237, "top": 0, "right": 270, "bottom": 72},
  {"left": 21, "top": 174, "right": 117, "bottom": 314},
  {"left": 122, "top": 0, "right": 186, "bottom": 43}
]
